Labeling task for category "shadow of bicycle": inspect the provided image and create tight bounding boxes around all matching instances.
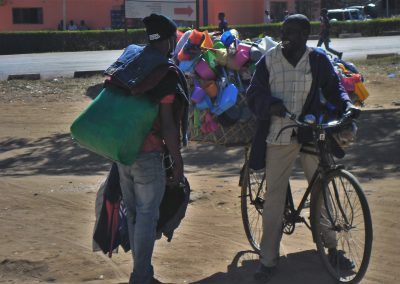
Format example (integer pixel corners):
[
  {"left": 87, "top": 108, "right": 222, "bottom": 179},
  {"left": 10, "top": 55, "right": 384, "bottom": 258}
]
[{"left": 191, "top": 249, "right": 336, "bottom": 284}]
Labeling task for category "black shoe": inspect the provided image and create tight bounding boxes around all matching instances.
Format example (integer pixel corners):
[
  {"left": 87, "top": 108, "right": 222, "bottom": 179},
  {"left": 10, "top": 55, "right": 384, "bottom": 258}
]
[
  {"left": 254, "top": 263, "right": 276, "bottom": 282},
  {"left": 328, "top": 248, "right": 355, "bottom": 270},
  {"left": 150, "top": 278, "right": 163, "bottom": 284}
]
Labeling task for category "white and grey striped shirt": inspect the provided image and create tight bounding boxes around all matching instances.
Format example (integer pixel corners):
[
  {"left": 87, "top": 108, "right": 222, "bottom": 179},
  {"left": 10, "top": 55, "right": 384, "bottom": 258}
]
[{"left": 265, "top": 45, "right": 313, "bottom": 145}]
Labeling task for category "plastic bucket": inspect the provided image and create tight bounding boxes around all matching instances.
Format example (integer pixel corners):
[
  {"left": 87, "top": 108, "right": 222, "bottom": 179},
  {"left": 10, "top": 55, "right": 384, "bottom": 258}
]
[
  {"left": 233, "top": 49, "right": 250, "bottom": 68},
  {"left": 191, "top": 84, "right": 207, "bottom": 103},
  {"left": 195, "top": 58, "right": 216, "bottom": 80},
  {"left": 214, "top": 48, "right": 228, "bottom": 66},
  {"left": 212, "top": 83, "right": 238, "bottom": 115},
  {"left": 202, "top": 50, "right": 218, "bottom": 72},
  {"left": 202, "top": 80, "right": 218, "bottom": 98},
  {"left": 179, "top": 58, "right": 197, "bottom": 73},
  {"left": 174, "top": 30, "right": 191, "bottom": 59},
  {"left": 250, "top": 46, "right": 263, "bottom": 62},
  {"left": 201, "top": 30, "right": 214, "bottom": 48},
  {"left": 195, "top": 94, "right": 212, "bottom": 110},
  {"left": 341, "top": 73, "right": 361, "bottom": 93},
  {"left": 221, "top": 30, "right": 235, "bottom": 47},
  {"left": 354, "top": 81, "right": 369, "bottom": 102},
  {"left": 237, "top": 43, "right": 251, "bottom": 57},
  {"left": 213, "top": 40, "right": 225, "bottom": 49}
]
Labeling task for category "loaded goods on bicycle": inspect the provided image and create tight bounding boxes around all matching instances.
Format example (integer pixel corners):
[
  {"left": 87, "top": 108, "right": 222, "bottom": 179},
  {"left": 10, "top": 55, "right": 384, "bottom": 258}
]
[
  {"left": 175, "top": 29, "right": 277, "bottom": 146},
  {"left": 176, "top": 29, "right": 369, "bottom": 147}
]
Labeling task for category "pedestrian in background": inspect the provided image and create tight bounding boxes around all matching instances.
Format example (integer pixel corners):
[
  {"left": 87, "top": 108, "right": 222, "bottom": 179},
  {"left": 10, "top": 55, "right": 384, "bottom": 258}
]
[
  {"left": 67, "top": 20, "right": 77, "bottom": 31},
  {"left": 218, "top": 12, "right": 229, "bottom": 33},
  {"left": 317, "top": 8, "right": 343, "bottom": 59},
  {"left": 79, "top": 20, "right": 89, "bottom": 30},
  {"left": 264, "top": 10, "right": 272, "bottom": 23},
  {"left": 283, "top": 10, "right": 289, "bottom": 21}
]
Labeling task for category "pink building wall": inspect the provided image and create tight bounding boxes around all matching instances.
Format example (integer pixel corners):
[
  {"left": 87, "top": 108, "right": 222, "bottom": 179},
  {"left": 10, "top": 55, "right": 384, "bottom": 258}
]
[
  {"left": 0, "top": 0, "right": 318, "bottom": 32},
  {"left": 0, "top": 0, "right": 123, "bottom": 32},
  {"left": 203, "top": 0, "right": 266, "bottom": 26}
]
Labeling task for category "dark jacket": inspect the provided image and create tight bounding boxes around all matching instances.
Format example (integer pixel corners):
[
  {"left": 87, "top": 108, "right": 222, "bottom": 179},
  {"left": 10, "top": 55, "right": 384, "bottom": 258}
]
[
  {"left": 246, "top": 47, "right": 351, "bottom": 170},
  {"left": 93, "top": 163, "right": 191, "bottom": 256},
  {"left": 105, "top": 44, "right": 190, "bottom": 146},
  {"left": 104, "top": 44, "right": 169, "bottom": 90}
]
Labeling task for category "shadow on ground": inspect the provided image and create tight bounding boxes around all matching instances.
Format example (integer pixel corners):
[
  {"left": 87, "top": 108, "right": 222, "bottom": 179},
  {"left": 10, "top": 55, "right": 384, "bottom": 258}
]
[
  {"left": 191, "top": 250, "right": 336, "bottom": 284},
  {"left": 290, "top": 108, "right": 400, "bottom": 180},
  {"left": 0, "top": 134, "right": 110, "bottom": 176},
  {"left": 0, "top": 109, "right": 398, "bottom": 178}
]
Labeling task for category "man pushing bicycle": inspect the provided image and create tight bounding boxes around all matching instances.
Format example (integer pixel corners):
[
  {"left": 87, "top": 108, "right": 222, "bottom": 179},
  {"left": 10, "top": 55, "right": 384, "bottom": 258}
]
[{"left": 246, "top": 14, "right": 360, "bottom": 282}]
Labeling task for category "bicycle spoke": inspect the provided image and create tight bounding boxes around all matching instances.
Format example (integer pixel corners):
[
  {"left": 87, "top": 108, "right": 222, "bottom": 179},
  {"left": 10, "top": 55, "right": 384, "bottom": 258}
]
[{"left": 313, "top": 170, "right": 372, "bottom": 283}]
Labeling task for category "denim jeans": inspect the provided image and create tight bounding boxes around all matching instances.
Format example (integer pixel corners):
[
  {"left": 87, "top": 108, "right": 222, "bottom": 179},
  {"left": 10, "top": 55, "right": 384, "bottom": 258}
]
[{"left": 118, "top": 151, "right": 166, "bottom": 284}]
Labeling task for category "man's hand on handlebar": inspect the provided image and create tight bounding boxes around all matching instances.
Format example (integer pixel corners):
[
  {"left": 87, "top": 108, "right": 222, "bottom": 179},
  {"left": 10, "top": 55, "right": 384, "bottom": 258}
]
[{"left": 345, "top": 101, "right": 361, "bottom": 119}]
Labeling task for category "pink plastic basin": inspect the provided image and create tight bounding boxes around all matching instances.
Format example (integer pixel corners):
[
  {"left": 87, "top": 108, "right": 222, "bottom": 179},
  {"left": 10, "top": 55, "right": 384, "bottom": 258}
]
[{"left": 194, "top": 58, "right": 217, "bottom": 80}]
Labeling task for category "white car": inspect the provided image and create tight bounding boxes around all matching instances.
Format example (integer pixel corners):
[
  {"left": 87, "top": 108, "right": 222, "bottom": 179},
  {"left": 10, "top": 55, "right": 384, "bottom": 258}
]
[{"left": 327, "top": 8, "right": 366, "bottom": 22}]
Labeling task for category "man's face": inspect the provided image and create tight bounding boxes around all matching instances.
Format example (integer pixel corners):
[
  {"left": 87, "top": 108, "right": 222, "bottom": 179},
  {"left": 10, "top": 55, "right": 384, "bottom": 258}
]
[{"left": 280, "top": 22, "right": 307, "bottom": 54}]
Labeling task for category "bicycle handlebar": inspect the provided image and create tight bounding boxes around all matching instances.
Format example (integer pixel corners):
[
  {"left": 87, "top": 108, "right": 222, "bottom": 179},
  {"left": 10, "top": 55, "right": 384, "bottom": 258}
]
[
  {"left": 285, "top": 110, "right": 354, "bottom": 129},
  {"left": 276, "top": 110, "right": 354, "bottom": 141}
]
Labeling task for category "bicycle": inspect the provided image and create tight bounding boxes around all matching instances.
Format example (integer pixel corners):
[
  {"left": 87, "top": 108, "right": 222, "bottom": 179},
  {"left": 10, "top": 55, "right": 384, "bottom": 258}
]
[{"left": 239, "top": 110, "right": 373, "bottom": 283}]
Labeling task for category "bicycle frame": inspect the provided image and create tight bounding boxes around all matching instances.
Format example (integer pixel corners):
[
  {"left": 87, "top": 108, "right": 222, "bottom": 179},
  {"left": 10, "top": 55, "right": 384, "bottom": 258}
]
[{"left": 284, "top": 117, "right": 351, "bottom": 234}]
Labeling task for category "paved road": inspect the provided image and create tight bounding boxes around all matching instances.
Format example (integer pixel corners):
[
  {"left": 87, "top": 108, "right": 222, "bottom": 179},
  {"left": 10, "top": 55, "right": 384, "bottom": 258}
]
[{"left": 0, "top": 35, "right": 399, "bottom": 81}]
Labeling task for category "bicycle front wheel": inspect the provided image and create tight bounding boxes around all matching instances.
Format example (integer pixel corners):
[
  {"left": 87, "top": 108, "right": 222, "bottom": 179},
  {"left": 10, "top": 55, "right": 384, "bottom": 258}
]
[
  {"left": 313, "top": 169, "right": 373, "bottom": 284},
  {"left": 240, "top": 162, "right": 266, "bottom": 253}
]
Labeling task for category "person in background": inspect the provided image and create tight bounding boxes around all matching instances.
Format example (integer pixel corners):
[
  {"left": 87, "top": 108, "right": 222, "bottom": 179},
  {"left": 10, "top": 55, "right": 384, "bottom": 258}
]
[
  {"left": 67, "top": 20, "right": 77, "bottom": 31},
  {"left": 79, "top": 20, "right": 89, "bottom": 30},
  {"left": 57, "top": 20, "right": 64, "bottom": 31},
  {"left": 264, "top": 10, "right": 272, "bottom": 23},
  {"left": 104, "top": 13, "right": 188, "bottom": 284},
  {"left": 246, "top": 14, "right": 359, "bottom": 282},
  {"left": 218, "top": 12, "right": 229, "bottom": 33},
  {"left": 317, "top": 8, "right": 343, "bottom": 59},
  {"left": 283, "top": 10, "right": 289, "bottom": 21}
]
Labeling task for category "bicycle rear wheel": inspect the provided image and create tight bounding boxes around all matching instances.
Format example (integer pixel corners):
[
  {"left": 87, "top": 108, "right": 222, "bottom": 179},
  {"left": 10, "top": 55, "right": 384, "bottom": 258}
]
[
  {"left": 313, "top": 169, "right": 372, "bottom": 283},
  {"left": 240, "top": 162, "right": 266, "bottom": 253}
]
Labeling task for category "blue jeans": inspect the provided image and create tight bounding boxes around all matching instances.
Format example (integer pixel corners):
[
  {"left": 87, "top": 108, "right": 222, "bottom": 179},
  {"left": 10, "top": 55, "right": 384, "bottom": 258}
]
[{"left": 118, "top": 152, "right": 166, "bottom": 284}]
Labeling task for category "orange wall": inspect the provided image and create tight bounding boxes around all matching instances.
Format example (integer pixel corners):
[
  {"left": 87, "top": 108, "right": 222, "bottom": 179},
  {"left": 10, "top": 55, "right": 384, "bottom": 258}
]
[
  {"left": 1, "top": 0, "right": 317, "bottom": 32},
  {"left": 0, "top": 0, "right": 123, "bottom": 31},
  {"left": 204, "top": 0, "right": 266, "bottom": 26}
]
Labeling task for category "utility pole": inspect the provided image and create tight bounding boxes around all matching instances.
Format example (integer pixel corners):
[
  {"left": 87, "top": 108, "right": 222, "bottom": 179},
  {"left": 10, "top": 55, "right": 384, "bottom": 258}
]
[
  {"left": 195, "top": 0, "right": 200, "bottom": 29},
  {"left": 62, "top": 0, "right": 66, "bottom": 30},
  {"left": 386, "top": 0, "right": 389, "bottom": 17}
]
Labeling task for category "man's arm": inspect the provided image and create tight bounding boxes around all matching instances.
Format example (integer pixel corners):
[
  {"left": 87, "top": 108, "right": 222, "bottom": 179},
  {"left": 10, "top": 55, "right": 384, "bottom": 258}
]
[
  {"left": 246, "top": 55, "right": 282, "bottom": 119},
  {"left": 160, "top": 103, "right": 183, "bottom": 186},
  {"left": 319, "top": 53, "right": 351, "bottom": 111}
]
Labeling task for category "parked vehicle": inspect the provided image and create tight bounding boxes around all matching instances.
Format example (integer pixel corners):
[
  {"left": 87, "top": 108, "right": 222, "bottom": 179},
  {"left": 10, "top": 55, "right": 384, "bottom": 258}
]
[
  {"left": 346, "top": 4, "right": 378, "bottom": 19},
  {"left": 327, "top": 8, "right": 365, "bottom": 21}
]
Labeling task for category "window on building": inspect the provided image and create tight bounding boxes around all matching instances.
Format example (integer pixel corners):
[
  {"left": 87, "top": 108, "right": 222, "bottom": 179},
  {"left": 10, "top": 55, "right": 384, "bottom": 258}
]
[
  {"left": 270, "top": 1, "right": 288, "bottom": 21},
  {"left": 295, "top": 1, "right": 313, "bottom": 19},
  {"left": 13, "top": 8, "right": 43, "bottom": 24}
]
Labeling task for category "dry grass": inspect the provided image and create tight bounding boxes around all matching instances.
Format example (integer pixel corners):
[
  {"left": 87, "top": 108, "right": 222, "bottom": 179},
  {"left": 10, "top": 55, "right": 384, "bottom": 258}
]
[{"left": 0, "top": 56, "right": 399, "bottom": 107}]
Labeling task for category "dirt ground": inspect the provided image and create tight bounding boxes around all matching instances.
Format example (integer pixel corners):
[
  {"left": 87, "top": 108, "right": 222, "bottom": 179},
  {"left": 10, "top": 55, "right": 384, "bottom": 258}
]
[{"left": 0, "top": 57, "right": 399, "bottom": 284}]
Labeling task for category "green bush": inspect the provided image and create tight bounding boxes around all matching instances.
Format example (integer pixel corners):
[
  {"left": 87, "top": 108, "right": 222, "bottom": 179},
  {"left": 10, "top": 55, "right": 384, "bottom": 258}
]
[
  {"left": 0, "top": 18, "right": 399, "bottom": 55},
  {"left": 0, "top": 29, "right": 147, "bottom": 55}
]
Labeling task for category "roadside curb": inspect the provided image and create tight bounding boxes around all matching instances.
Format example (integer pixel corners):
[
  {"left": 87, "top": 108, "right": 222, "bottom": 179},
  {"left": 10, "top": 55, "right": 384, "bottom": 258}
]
[
  {"left": 7, "top": 73, "right": 41, "bottom": 80},
  {"left": 366, "top": 53, "right": 398, "bottom": 59},
  {"left": 381, "top": 31, "right": 400, "bottom": 36},
  {"left": 73, "top": 70, "right": 104, "bottom": 78},
  {"left": 339, "top": 33, "right": 362, "bottom": 38}
]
